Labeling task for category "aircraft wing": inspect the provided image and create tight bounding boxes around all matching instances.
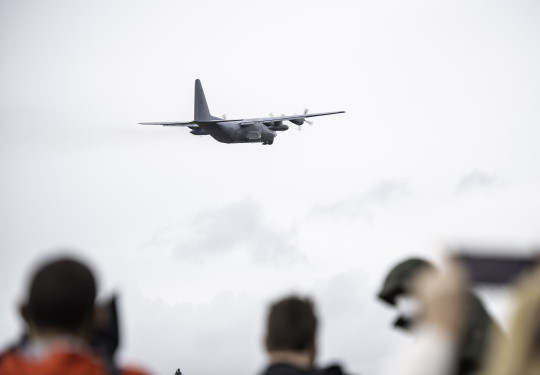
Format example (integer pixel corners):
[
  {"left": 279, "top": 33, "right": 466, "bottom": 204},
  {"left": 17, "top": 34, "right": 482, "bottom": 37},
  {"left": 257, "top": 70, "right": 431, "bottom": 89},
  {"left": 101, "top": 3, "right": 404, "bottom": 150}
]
[
  {"left": 139, "top": 111, "right": 345, "bottom": 126},
  {"left": 300, "top": 111, "right": 346, "bottom": 119},
  {"left": 236, "top": 111, "right": 345, "bottom": 126},
  {"left": 139, "top": 121, "right": 195, "bottom": 126}
]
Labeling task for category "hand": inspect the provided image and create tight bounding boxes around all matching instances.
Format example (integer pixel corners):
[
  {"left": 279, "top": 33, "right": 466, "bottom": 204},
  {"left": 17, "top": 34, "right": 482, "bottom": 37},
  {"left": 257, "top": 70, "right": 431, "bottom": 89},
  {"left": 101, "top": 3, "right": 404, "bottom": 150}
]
[{"left": 411, "top": 260, "right": 468, "bottom": 339}]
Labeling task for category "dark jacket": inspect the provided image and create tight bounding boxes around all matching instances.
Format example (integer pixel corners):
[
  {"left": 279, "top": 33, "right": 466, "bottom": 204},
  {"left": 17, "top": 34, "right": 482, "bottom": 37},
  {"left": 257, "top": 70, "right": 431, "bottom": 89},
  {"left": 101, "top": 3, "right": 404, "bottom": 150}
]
[
  {"left": 455, "top": 291, "right": 499, "bottom": 375},
  {"left": 260, "top": 363, "right": 347, "bottom": 375}
]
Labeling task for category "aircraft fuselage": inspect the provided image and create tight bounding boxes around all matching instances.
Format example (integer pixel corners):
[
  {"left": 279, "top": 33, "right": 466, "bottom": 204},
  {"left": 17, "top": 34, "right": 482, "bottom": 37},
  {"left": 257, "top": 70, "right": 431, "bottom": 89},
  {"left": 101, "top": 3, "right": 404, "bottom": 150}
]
[{"left": 198, "top": 121, "right": 277, "bottom": 145}]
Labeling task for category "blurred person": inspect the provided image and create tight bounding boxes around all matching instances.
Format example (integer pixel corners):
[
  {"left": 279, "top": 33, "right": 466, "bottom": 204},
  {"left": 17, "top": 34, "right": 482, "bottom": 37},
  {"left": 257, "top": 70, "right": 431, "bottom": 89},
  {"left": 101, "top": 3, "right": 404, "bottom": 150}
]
[
  {"left": 380, "top": 260, "right": 469, "bottom": 375},
  {"left": 0, "top": 256, "right": 152, "bottom": 375},
  {"left": 481, "top": 268, "right": 540, "bottom": 375},
  {"left": 258, "top": 295, "right": 348, "bottom": 375},
  {"left": 378, "top": 257, "right": 498, "bottom": 375}
]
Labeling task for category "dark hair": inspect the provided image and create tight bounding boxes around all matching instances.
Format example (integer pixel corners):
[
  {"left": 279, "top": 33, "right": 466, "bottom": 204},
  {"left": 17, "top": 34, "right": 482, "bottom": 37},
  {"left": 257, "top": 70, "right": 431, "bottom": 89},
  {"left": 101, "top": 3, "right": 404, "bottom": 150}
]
[
  {"left": 26, "top": 257, "right": 97, "bottom": 332},
  {"left": 266, "top": 295, "right": 317, "bottom": 352}
]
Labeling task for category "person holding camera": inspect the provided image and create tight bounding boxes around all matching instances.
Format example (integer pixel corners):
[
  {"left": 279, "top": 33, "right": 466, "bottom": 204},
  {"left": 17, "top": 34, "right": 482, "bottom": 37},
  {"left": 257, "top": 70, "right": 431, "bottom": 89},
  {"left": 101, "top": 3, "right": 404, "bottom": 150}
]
[
  {"left": 0, "top": 256, "right": 152, "bottom": 375},
  {"left": 377, "top": 257, "right": 498, "bottom": 375}
]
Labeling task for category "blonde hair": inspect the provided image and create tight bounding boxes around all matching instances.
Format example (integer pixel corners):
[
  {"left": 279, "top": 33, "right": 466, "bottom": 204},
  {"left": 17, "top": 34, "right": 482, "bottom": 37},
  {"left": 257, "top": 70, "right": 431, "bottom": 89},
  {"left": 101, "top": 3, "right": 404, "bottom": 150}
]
[{"left": 483, "top": 270, "right": 540, "bottom": 375}]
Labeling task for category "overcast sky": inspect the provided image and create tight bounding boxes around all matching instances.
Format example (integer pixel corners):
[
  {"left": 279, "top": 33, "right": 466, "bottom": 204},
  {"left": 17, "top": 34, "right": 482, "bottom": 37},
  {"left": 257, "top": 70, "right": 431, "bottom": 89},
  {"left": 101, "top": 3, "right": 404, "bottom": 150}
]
[{"left": 1, "top": 1, "right": 540, "bottom": 374}]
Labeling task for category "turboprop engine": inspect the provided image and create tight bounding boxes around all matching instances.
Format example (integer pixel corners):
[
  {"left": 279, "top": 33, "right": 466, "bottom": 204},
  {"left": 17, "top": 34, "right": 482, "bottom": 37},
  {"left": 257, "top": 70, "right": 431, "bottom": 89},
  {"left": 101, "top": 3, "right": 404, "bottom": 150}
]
[{"left": 289, "top": 118, "right": 305, "bottom": 126}]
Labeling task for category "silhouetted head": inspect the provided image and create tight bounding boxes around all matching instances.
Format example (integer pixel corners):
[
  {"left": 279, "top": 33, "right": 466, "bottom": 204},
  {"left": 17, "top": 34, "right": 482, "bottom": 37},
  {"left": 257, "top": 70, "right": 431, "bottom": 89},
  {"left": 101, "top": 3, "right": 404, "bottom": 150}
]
[
  {"left": 22, "top": 257, "right": 97, "bottom": 335},
  {"left": 378, "top": 257, "right": 435, "bottom": 330},
  {"left": 265, "top": 295, "right": 317, "bottom": 354},
  {"left": 378, "top": 257, "right": 435, "bottom": 306}
]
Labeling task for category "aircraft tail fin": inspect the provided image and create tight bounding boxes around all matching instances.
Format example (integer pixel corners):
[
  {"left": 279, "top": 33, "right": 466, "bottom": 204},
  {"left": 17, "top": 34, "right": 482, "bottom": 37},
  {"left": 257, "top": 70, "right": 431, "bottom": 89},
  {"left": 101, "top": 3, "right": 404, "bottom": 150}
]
[{"left": 194, "top": 79, "right": 214, "bottom": 122}]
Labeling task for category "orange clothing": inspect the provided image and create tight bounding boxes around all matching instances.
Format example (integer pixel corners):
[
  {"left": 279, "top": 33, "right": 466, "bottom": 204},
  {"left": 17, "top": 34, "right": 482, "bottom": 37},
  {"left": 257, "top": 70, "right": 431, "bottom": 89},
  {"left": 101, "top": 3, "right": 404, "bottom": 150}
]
[{"left": 0, "top": 349, "right": 150, "bottom": 375}]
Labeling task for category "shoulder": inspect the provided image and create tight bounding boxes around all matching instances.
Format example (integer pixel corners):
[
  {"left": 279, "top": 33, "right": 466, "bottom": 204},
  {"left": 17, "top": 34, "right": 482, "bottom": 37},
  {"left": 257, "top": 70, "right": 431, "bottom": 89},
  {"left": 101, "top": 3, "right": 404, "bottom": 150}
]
[
  {"left": 260, "top": 363, "right": 350, "bottom": 375},
  {"left": 121, "top": 365, "right": 154, "bottom": 375},
  {"left": 0, "top": 349, "right": 105, "bottom": 375},
  {"left": 320, "top": 364, "right": 348, "bottom": 375},
  {"left": 261, "top": 363, "right": 313, "bottom": 375},
  {"left": 320, "top": 362, "right": 357, "bottom": 375}
]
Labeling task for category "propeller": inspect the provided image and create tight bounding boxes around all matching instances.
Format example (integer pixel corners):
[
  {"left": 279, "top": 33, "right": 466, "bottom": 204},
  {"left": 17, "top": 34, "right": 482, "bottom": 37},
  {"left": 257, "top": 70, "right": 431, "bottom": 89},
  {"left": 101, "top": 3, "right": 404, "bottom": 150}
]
[
  {"left": 293, "top": 112, "right": 302, "bottom": 131},
  {"left": 296, "top": 109, "right": 312, "bottom": 131},
  {"left": 303, "top": 109, "right": 313, "bottom": 125}
]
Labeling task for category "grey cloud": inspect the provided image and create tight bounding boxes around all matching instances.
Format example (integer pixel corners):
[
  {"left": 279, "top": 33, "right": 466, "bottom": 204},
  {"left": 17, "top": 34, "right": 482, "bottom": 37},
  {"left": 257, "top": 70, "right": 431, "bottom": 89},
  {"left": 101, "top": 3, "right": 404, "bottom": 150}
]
[
  {"left": 144, "top": 198, "right": 303, "bottom": 265},
  {"left": 455, "top": 169, "right": 498, "bottom": 194},
  {"left": 310, "top": 180, "right": 412, "bottom": 221}
]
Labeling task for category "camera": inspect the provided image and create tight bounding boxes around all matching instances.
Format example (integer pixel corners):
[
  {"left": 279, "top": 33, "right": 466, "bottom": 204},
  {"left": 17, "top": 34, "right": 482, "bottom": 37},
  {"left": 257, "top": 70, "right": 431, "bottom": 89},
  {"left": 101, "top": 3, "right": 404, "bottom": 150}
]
[{"left": 453, "top": 247, "right": 539, "bottom": 285}]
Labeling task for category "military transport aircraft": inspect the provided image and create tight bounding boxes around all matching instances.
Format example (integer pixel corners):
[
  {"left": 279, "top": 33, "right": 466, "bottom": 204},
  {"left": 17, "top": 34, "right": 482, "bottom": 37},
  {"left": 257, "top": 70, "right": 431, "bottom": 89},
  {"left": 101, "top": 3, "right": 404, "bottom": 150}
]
[{"left": 139, "top": 80, "right": 345, "bottom": 145}]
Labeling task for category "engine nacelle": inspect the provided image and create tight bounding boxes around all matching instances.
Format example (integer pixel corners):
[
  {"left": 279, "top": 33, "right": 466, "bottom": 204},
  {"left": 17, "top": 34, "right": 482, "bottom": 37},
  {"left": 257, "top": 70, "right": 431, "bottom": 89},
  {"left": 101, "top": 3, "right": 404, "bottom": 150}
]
[
  {"left": 289, "top": 118, "right": 304, "bottom": 126},
  {"left": 269, "top": 124, "right": 289, "bottom": 131},
  {"left": 190, "top": 129, "right": 208, "bottom": 135},
  {"left": 264, "top": 120, "right": 283, "bottom": 126}
]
